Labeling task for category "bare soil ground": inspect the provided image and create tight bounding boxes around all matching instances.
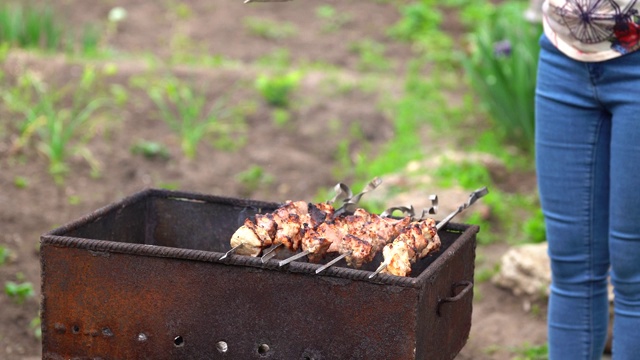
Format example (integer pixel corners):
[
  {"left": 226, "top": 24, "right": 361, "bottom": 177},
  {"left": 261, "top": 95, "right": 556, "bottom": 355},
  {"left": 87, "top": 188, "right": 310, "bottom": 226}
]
[{"left": 0, "top": 1, "right": 547, "bottom": 359}]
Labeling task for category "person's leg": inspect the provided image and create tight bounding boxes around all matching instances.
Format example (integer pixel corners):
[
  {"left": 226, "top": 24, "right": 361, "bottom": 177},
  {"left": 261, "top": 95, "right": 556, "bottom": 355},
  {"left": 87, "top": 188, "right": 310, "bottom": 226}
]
[
  {"left": 535, "top": 34, "right": 611, "bottom": 360},
  {"left": 598, "top": 50, "right": 640, "bottom": 359}
]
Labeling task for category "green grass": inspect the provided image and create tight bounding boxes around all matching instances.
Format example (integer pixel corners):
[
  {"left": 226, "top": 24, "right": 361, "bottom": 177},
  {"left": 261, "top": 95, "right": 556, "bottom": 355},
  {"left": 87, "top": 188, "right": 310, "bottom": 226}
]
[
  {"left": 2, "top": 66, "right": 111, "bottom": 183},
  {"left": 349, "top": 40, "right": 392, "bottom": 72},
  {"left": 235, "top": 165, "right": 274, "bottom": 196},
  {"left": 243, "top": 17, "right": 297, "bottom": 40},
  {"left": 0, "top": 246, "right": 9, "bottom": 265},
  {"left": 0, "top": 4, "right": 62, "bottom": 50},
  {"left": 138, "top": 75, "right": 248, "bottom": 159},
  {"left": 512, "top": 343, "right": 548, "bottom": 360},
  {"left": 315, "top": 5, "right": 351, "bottom": 33}
]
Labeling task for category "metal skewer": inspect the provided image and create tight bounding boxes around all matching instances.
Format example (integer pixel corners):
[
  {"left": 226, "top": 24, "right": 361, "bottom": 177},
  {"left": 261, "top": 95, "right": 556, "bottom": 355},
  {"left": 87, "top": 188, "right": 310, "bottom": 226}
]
[
  {"left": 278, "top": 250, "right": 311, "bottom": 267},
  {"left": 261, "top": 244, "right": 283, "bottom": 263},
  {"left": 368, "top": 187, "right": 489, "bottom": 279},
  {"left": 328, "top": 182, "right": 352, "bottom": 205},
  {"left": 315, "top": 251, "right": 352, "bottom": 274},
  {"left": 369, "top": 261, "right": 388, "bottom": 278},
  {"left": 220, "top": 244, "right": 243, "bottom": 260}
]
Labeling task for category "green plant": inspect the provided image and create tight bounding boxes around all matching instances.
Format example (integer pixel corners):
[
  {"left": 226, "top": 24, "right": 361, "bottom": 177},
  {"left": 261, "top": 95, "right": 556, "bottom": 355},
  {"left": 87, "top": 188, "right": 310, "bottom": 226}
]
[
  {"left": 5, "top": 280, "right": 35, "bottom": 304},
  {"left": 271, "top": 108, "right": 291, "bottom": 127},
  {"left": 0, "top": 246, "right": 9, "bottom": 265},
  {"left": 236, "top": 165, "right": 274, "bottom": 195},
  {"left": 30, "top": 315, "right": 42, "bottom": 340},
  {"left": 387, "top": 1, "right": 442, "bottom": 42},
  {"left": 349, "top": 40, "right": 392, "bottom": 72},
  {"left": 67, "top": 195, "right": 81, "bottom": 205},
  {"left": 80, "top": 23, "right": 102, "bottom": 56},
  {"left": 460, "top": 1, "right": 542, "bottom": 154},
  {"left": 315, "top": 5, "right": 351, "bottom": 32},
  {"left": 475, "top": 262, "right": 500, "bottom": 283},
  {"left": 0, "top": 4, "right": 62, "bottom": 50},
  {"left": 243, "top": 17, "right": 297, "bottom": 40},
  {"left": 143, "top": 76, "right": 247, "bottom": 159},
  {"left": 3, "top": 66, "right": 110, "bottom": 183},
  {"left": 131, "top": 140, "right": 171, "bottom": 160},
  {"left": 512, "top": 342, "right": 548, "bottom": 360},
  {"left": 158, "top": 182, "right": 180, "bottom": 191},
  {"left": 523, "top": 208, "right": 546, "bottom": 243},
  {"left": 256, "top": 48, "right": 292, "bottom": 69},
  {"left": 255, "top": 71, "right": 302, "bottom": 108},
  {"left": 13, "top": 176, "right": 28, "bottom": 189}
]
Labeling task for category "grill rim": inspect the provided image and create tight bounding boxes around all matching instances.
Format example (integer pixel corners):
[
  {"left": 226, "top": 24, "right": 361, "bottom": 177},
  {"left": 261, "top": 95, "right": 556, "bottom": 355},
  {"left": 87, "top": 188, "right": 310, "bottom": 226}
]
[{"left": 42, "top": 188, "right": 479, "bottom": 289}]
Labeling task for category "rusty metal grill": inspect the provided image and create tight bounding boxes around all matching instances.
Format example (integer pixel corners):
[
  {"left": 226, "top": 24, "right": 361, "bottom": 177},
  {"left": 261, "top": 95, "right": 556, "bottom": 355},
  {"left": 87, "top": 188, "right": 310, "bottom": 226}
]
[{"left": 41, "top": 188, "right": 478, "bottom": 359}]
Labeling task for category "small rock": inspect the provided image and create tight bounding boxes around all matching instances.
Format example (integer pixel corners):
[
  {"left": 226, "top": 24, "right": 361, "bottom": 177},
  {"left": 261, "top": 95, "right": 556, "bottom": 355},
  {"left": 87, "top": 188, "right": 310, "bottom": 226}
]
[{"left": 492, "top": 242, "right": 551, "bottom": 300}]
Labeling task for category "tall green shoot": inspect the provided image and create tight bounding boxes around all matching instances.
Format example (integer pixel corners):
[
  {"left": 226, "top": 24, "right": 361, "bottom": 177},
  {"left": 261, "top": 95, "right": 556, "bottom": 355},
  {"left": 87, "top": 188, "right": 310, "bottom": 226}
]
[
  {"left": 142, "top": 76, "right": 247, "bottom": 159},
  {"left": 0, "top": 4, "right": 62, "bottom": 50}
]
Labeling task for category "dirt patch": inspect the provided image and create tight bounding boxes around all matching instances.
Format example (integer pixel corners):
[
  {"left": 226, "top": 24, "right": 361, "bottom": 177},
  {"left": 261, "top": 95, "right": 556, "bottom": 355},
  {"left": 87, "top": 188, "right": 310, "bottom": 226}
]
[{"left": 0, "top": 1, "right": 547, "bottom": 359}]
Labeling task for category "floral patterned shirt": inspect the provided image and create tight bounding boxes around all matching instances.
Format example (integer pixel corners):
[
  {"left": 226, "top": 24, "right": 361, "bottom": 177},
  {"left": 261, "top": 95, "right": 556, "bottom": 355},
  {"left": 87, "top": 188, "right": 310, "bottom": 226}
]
[{"left": 543, "top": 0, "right": 640, "bottom": 61}]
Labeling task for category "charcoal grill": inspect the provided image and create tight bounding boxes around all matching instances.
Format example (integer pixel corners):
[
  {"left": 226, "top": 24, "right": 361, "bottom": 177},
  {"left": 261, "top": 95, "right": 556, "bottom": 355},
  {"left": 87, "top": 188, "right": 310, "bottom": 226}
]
[{"left": 40, "top": 188, "right": 479, "bottom": 360}]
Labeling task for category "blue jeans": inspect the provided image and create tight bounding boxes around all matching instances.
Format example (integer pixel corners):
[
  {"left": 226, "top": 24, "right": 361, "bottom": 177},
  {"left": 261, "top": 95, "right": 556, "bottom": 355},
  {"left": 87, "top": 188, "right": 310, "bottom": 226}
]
[{"left": 536, "top": 34, "right": 640, "bottom": 360}]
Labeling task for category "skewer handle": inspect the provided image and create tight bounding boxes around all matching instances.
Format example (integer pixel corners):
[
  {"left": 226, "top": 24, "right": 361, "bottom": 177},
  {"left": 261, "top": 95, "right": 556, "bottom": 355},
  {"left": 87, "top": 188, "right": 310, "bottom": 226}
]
[
  {"left": 278, "top": 250, "right": 311, "bottom": 267},
  {"left": 332, "top": 177, "right": 382, "bottom": 218},
  {"left": 436, "top": 187, "right": 488, "bottom": 231},
  {"left": 315, "top": 252, "right": 350, "bottom": 274}
]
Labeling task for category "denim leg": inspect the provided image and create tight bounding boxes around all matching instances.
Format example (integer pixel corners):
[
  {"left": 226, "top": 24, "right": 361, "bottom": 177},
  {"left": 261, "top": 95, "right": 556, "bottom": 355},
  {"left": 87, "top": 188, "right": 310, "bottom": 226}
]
[
  {"left": 535, "top": 35, "right": 611, "bottom": 360},
  {"left": 598, "top": 52, "right": 640, "bottom": 360}
]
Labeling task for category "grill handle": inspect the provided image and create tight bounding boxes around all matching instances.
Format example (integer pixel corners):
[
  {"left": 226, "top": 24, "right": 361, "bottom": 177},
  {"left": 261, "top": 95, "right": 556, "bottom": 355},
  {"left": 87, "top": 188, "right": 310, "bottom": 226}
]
[{"left": 436, "top": 280, "right": 473, "bottom": 316}]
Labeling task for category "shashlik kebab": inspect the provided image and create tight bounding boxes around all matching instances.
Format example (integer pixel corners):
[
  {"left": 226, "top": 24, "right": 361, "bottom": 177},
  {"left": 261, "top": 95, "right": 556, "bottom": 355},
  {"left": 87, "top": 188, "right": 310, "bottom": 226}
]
[
  {"left": 295, "top": 208, "right": 413, "bottom": 269},
  {"left": 222, "top": 178, "right": 381, "bottom": 261},
  {"left": 369, "top": 187, "right": 489, "bottom": 278},
  {"left": 226, "top": 200, "right": 413, "bottom": 266},
  {"left": 377, "top": 217, "right": 440, "bottom": 277},
  {"left": 261, "top": 177, "right": 382, "bottom": 263},
  {"left": 226, "top": 200, "right": 441, "bottom": 277},
  {"left": 224, "top": 200, "right": 333, "bottom": 259},
  {"left": 224, "top": 192, "right": 440, "bottom": 276},
  {"left": 224, "top": 183, "right": 486, "bottom": 279}
]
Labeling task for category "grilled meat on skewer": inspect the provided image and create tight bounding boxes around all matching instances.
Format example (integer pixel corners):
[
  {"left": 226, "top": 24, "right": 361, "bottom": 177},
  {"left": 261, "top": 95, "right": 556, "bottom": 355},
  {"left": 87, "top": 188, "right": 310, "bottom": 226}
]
[
  {"left": 229, "top": 213, "right": 276, "bottom": 256},
  {"left": 229, "top": 200, "right": 334, "bottom": 258},
  {"left": 380, "top": 218, "right": 441, "bottom": 277},
  {"left": 324, "top": 209, "right": 411, "bottom": 268},
  {"left": 299, "top": 208, "right": 412, "bottom": 268}
]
